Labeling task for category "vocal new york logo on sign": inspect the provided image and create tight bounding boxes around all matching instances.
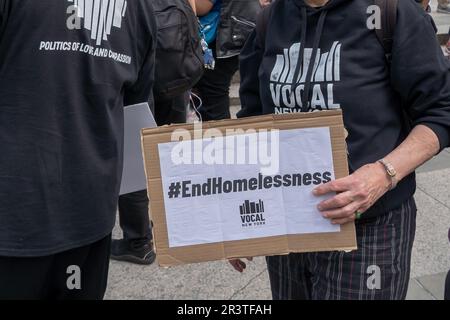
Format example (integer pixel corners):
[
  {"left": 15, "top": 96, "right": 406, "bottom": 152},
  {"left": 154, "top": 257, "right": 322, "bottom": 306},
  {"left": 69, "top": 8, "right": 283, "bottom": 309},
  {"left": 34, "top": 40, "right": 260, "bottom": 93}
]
[{"left": 240, "top": 200, "right": 266, "bottom": 228}]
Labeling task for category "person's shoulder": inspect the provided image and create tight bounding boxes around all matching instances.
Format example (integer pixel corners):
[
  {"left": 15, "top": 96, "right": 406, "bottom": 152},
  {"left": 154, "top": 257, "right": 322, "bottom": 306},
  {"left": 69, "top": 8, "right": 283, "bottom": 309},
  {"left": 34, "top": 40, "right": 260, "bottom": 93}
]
[
  {"left": 131, "top": 1, "right": 157, "bottom": 29},
  {"left": 132, "top": 0, "right": 156, "bottom": 17},
  {"left": 397, "top": 0, "right": 428, "bottom": 17},
  {"left": 396, "top": 0, "right": 435, "bottom": 31}
]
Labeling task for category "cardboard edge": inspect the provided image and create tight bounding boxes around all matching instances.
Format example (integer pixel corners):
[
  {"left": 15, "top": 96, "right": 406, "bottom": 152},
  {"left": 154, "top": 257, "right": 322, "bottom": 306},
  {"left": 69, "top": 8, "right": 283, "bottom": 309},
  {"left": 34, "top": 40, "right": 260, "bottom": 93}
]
[{"left": 141, "top": 110, "right": 359, "bottom": 267}]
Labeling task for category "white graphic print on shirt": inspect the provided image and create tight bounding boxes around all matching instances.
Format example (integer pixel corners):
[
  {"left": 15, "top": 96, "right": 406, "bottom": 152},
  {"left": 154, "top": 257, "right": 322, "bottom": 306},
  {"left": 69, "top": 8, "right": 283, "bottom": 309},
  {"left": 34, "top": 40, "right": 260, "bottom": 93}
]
[{"left": 270, "top": 41, "right": 342, "bottom": 113}]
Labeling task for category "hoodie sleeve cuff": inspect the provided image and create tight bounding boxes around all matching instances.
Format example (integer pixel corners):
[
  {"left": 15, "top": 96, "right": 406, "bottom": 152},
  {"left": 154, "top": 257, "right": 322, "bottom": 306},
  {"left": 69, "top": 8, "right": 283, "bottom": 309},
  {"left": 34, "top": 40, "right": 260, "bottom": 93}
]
[{"left": 418, "top": 122, "right": 450, "bottom": 153}]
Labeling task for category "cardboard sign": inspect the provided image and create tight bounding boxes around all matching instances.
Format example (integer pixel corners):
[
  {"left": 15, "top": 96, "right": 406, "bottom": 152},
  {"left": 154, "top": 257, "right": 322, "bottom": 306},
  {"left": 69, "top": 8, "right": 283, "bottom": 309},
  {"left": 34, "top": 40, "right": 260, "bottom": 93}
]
[{"left": 141, "top": 110, "right": 357, "bottom": 267}]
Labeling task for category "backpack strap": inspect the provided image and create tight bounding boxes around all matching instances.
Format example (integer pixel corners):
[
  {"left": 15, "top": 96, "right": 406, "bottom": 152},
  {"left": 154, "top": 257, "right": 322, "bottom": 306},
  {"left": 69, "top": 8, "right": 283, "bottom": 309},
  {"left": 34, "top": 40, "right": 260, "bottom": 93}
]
[
  {"left": 374, "top": 0, "right": 398, "bottom": 63},
  {"left": 255, "top": 3, "right": 274, "bottom": 49}
]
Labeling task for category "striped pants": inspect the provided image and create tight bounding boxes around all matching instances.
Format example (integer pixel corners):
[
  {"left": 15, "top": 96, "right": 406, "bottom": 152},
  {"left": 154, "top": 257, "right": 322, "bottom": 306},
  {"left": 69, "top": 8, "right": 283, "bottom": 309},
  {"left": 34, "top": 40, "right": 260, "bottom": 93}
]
[{"left": 266, "top": 197, "right": 417, "bottom": 300}]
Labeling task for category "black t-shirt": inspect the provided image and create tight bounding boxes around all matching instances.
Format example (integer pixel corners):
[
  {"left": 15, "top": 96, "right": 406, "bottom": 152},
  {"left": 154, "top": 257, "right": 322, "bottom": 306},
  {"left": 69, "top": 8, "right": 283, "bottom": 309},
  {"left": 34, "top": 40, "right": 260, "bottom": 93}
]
[{"left": 0, "top": 0, "right": 156, "bottom": 257}]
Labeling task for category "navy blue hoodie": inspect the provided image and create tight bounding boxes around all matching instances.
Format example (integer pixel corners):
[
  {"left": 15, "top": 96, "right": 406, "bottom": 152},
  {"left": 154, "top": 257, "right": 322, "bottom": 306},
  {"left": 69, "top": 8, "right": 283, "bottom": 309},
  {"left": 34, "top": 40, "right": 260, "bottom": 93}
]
[
  {"left": 238, "top": 0, "right": 450, "bottom": 218},
  {"left": 0, "top": 0, "right": 156, "bottom": 257}
]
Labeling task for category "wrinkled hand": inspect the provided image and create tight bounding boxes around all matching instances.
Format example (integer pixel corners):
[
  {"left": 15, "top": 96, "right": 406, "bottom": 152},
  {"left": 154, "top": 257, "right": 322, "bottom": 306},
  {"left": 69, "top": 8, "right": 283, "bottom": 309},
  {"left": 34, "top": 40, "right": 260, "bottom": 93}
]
[
  {"left": 259, "top": 0, "right": 272, "bottom": 7},
  {"left": 229, "top": 257, "right": 253, "bottom": 273},
  {"left": 313, "top": 163, "right": 391, "bottom": 225}
]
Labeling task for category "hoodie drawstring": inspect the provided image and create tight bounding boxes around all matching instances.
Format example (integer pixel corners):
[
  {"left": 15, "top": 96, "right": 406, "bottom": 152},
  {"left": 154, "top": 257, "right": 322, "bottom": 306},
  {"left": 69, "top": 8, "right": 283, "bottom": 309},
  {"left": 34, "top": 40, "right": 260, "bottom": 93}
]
[
  {"left": 290, "top": 7, "right": 308, "bottom": 103},
  {"left": 290, "top": 8, "right": 328, "bottom": 112}
]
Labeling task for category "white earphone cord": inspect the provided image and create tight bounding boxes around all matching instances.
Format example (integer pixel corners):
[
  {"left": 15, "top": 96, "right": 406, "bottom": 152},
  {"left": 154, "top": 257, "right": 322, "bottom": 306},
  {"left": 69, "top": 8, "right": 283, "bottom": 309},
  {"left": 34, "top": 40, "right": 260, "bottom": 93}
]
[{"left": 189, "top": 91, "right": 203, "bottom": 123}]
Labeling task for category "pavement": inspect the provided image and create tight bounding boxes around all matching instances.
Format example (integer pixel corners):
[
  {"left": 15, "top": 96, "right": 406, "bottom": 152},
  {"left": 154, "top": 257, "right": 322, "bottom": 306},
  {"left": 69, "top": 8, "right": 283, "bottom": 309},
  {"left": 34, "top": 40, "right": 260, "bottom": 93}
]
[{"left": 105, "top": 4, "right": 450, "bottom": 300}]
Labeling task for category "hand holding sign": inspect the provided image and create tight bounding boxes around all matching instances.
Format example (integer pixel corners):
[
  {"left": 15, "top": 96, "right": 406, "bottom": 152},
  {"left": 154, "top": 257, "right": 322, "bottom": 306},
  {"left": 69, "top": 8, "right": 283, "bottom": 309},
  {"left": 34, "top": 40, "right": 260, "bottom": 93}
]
[
  {"left": 229, "top": 257, "right": 253, "bottom": 273},
  {"left": 313, "top": 162, "right": 391, "bottom": 224}
]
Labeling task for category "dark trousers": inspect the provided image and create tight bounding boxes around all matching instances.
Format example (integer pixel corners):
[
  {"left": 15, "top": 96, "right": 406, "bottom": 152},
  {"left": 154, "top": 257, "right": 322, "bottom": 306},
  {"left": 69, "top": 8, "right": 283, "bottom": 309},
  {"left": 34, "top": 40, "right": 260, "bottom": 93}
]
[
  {"left": 118, "top": 94, "right": 188, "bottom": 247},
  {"left": 0, "top": 234, "right": 111, "bottom": 300},
  {"left": 194, "top": 47, "right": 239, "bottom": 121},
  {"left": 118, "top": 190, "right": 152, "bottom": 248},
  {"left": 266, "top": 198, "right": 417, "bottom": 300}
]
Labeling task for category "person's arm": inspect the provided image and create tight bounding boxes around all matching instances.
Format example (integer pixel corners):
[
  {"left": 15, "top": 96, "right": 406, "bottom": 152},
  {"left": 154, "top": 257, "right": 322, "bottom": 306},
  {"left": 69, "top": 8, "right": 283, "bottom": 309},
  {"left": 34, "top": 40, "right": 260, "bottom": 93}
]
[
  {"left": 195, "top": 0, "right": 214, "bottom": 16},
  {"left": 187, "top": 0, "right": 196, "bottom": 14},
  {"left": 420, "top": 0, "right": 430, "bottom": 10},
  {"left": 237, "top": 30, "right": 264, "bottom": 118},
  {"left": 123, "top": 10, "right": 157, "bottom": 107},
  {"left": 259, "top": 0, "right": 273, "bottom": 7},
  {"left": 313, "top": 126, "right": 439, "bottom": 224},
  {"left": 312, "top": 0, "right": 450, "bottom": 225}
]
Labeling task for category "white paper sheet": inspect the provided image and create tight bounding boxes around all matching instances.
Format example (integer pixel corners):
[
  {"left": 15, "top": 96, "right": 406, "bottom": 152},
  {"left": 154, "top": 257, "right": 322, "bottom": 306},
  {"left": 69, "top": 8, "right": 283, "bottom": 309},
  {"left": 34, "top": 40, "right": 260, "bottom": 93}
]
[
  {"left": 158, "top": 127, "right": 340, "bottom": 248},
  {"left": 120, "top": 103, "right": 157, "bottom": 195}
]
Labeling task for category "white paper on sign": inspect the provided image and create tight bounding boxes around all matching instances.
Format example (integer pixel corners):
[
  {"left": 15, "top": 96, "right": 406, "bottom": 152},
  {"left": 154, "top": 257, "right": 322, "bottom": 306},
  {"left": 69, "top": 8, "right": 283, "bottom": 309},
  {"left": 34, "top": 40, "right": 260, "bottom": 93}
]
[
  {"left": 120, "top": 103, "right": 157, "bottom": 195},
  {"left": 158, "top": 127, "right": 340, "bottom": 248}
]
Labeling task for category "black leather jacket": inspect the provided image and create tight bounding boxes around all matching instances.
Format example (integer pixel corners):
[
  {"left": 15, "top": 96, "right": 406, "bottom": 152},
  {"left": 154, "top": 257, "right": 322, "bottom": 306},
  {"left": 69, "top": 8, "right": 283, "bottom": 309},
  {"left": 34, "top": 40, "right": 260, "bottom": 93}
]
[{"left": 215, "top": 0, "right": 262, "bottom": 58}]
